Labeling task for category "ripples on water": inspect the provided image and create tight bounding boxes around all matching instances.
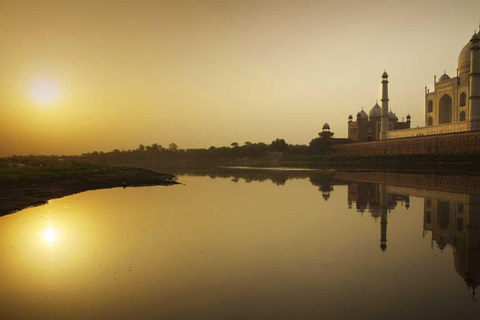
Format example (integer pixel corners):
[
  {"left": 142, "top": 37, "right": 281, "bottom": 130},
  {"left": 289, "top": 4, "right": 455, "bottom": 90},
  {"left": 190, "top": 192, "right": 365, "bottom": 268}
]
[{"left": 1, "top": 168, "right": 479, "bottom": 319}]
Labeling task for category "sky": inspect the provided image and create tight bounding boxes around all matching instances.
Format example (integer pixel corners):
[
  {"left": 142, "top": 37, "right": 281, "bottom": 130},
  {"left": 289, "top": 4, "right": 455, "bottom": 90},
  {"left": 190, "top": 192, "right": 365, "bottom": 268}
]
[{"left": 1, "top": 0, "right": 480, "bottom": 156}]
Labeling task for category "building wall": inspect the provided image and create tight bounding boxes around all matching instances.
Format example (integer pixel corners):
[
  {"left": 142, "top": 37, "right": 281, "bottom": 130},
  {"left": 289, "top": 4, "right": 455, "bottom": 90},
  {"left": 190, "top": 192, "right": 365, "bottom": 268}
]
[
  {"left": 334, "top": 130, "right": 480, "bottom": 155},
  {"left": 425, "top": 76, "right": 469, "bottom": 127},
  {"left": 385, "top": 122, "right": 468, "bottom": 139}
]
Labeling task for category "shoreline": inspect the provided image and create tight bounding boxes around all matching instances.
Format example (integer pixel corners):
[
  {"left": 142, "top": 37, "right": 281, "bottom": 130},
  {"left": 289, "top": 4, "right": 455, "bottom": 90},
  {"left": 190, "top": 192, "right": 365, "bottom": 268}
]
[{"left": 0, "top": 163, "right": 178, "bottom": 217}]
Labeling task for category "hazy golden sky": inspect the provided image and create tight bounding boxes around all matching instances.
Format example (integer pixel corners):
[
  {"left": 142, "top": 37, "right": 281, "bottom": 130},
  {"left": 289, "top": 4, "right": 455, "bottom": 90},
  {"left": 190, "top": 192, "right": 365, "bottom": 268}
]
[{"left": 1, "top": 0, "right": 479, "bottom": 156}]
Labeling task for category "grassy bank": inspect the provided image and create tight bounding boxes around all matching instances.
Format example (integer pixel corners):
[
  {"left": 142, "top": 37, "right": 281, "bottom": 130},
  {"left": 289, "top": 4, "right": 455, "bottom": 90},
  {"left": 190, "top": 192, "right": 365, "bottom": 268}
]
[{"left": 0, "top": 160, "right": 177, "bottom": 216}]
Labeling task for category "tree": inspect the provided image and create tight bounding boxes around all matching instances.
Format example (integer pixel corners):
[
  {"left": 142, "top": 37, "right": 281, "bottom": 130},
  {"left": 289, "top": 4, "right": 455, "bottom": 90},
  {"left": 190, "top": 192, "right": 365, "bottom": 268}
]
[
  {"left": 231, "top": 142, "right": 239, "bottom": 148},
  {"left": 151, "top": 143, "right": 162, "bottom": 152},
  {"left": 168, "top": 143, "right": 179, "bottom": 152},
  {"left": 270, "top": 138, "right": 288, "bottom": 153},
  {"left": 308, "top": 138, "right": 332, "bottom": 155},
  {"left": 138, "top": 144, "right": 145, "bottom": 152}
]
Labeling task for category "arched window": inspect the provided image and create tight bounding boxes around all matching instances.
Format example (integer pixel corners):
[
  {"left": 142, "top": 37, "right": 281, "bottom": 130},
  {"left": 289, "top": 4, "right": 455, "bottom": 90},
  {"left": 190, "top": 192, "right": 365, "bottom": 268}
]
[
  {"left": 460, "top": 111, "right": 466, "bottom": 121},
  {"left": 427, "top": 100, "right": 433, "bottom": 113},
  {"left": 460, "top": 92, "right": 466, "bottom": 107},
  {"left": 438, "top": 94, "right": 452, "bottom": 124},
  {"left": 427, "top": 117, "right": 433, "bottom": 126}
]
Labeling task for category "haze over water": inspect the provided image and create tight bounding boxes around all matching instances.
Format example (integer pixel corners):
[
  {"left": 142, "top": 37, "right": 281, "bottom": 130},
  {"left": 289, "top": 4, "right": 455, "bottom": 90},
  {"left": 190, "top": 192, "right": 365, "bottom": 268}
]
[{"left": 1, "top": 168, "right": 479, "bottom": 319}]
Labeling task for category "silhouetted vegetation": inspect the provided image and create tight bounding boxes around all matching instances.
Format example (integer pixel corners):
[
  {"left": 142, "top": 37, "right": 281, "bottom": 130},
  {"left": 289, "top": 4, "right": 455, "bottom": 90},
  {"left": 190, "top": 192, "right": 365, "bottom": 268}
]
[{"left": 75, "top": 138, "right": 333, "bottom": 165}]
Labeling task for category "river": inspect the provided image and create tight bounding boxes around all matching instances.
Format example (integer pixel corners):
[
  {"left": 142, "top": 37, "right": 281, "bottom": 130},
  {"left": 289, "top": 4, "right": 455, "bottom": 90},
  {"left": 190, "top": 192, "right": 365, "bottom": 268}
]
[{"left": 1, "top": 167, "right": 479, "bottom": 319}]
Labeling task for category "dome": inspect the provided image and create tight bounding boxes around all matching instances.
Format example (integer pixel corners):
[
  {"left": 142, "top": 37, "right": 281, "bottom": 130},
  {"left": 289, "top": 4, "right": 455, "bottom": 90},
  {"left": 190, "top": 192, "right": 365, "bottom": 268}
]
[
  {"left": 369, "top": 103, "right": 381, "bottom": 118},
  {"left": 358, "top": 110, "right": 368, "bottom": 119},
  {"left": 458, "top": 41, "right": 472, "bottom": 74},
  {"left": 382, "top": 71, "right": 388, "bottom": 78},
  {"left": 438, "top": 73, "right": 450, "bottom": 82},
  {"left": 322, "top": 122, "right": 330, "bottom": 130},
  {"left": 348, "top": 114, "right": 353, "bottom": 119},
  {"left": 388, "top": 111, "right": 397, "bottom": 121},
  {"left": 457, "top": 36, "right": 480, "bottom": 75}
]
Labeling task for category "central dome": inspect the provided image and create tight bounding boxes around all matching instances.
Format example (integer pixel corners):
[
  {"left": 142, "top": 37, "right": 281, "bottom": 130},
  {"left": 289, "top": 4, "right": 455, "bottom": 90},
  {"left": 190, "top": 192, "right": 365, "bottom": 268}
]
[
  {"left": 458, "top": 41, "right": 472, "bottom": 75},
  {"left": 458, "top": 32, "right": 480, "bottom": 76},
  {"left": 369, "top": 103, "right": 381, "bottom": 118}
]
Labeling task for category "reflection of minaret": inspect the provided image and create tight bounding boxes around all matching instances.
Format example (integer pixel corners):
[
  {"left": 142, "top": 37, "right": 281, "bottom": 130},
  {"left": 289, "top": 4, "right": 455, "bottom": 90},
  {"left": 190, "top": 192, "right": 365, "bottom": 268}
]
[
  {"left": 464, "top": 196, "right": 480, "bottom": 300},
  {"left": 380, "top": 184, "right": 388, "bottom": 251}
]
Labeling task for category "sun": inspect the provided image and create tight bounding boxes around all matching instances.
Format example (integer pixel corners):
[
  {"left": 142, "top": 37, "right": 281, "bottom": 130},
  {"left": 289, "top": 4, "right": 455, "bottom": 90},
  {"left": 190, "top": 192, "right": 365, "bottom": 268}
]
[{"left": 29, "top": 78, "right": 60, "bottom": 105}]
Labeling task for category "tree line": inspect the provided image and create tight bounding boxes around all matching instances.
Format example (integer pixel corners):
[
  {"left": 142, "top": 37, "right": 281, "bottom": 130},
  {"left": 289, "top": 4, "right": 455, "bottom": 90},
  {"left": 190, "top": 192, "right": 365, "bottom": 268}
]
[{"left": 79, "top": 137, "right": 333, "bottom": 162}]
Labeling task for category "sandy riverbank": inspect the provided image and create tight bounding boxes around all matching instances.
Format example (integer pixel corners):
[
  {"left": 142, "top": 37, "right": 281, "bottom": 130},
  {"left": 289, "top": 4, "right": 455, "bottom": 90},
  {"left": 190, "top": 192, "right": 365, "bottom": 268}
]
[{"left": 0, "top": 162, "right": 177, "bottom": 216}]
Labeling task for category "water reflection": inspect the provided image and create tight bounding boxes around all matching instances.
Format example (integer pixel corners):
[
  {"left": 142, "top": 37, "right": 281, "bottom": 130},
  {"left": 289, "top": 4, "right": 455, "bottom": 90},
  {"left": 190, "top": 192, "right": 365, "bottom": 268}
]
[
  {"left": 2, "top": 167, "right": 480, "bottom": 319},
  {"left": 174, "top": 168, "right": 480, "bottom": 299}
]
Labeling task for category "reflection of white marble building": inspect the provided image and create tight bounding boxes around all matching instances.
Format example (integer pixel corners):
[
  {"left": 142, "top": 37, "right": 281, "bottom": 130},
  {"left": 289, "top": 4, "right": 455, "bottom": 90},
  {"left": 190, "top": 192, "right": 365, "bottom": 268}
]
[{"left": 423, "top": 195, "right": 480, "bottom": 298}]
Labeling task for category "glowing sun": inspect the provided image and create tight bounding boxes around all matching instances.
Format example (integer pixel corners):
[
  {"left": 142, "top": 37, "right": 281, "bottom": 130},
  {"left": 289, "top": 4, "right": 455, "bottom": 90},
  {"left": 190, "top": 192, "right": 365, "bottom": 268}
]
[{"left": 29, "top": 78, "right": 60, "bottom": 104}]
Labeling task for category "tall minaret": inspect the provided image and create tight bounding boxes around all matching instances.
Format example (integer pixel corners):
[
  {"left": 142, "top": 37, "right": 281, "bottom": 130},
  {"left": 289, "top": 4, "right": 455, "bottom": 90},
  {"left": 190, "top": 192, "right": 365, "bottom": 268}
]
[
  {"left": 469, "top": 31, "right": 480, "bottom": 130},
  {"left": 380, "top": 71, "right": 390, "bottom": 140}
]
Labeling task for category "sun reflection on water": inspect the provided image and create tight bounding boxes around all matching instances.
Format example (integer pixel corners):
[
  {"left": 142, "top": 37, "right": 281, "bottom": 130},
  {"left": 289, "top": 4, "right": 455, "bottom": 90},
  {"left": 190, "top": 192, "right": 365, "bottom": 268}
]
[{"left": 44, "top": 228, "right": 58, "bottom": 244}]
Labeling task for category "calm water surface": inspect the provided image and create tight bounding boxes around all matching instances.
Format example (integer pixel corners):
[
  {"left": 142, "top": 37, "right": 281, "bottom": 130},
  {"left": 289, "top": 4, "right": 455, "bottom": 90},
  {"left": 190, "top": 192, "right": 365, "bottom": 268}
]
[{"left": 1, "top": 168, "right": 479, "bottom": 319}]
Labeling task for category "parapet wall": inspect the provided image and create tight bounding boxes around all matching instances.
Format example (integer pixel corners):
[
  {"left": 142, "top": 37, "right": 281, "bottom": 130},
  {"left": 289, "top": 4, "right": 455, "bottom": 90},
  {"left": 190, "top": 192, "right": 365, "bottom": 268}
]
[
  {"left": 385, "top": 122, "right": 468, "bottom": 139},
  {"left": 334, "top": 130, "right": 480, "bottom": 155}
]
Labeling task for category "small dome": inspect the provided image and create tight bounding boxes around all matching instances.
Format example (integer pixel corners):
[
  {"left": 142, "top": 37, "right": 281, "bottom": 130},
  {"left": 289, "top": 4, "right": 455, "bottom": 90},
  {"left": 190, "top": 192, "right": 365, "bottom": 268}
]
[
  {"left": 369, "top": 103, "right": 381, "bottom": 118},
  {"left": 348, "top": 114, "right": 353, "bottom": 119},
  {"left": 406, "top": 114, "right": 411, "bottom": 120},
  {"left": 358, "top": 110, "right": 368, "bottom": 119},
  {"left": 322, "top": 122, "right": 330, "bottom": 130},
  {"left": 388, "top": 111, "right": 396, "bottom": 120},
  {"left": 382, "top": 71, "right": 389, "bottom": 78},
  {"left": 438, "top": 73, "right": 450, "bottom": 82}
]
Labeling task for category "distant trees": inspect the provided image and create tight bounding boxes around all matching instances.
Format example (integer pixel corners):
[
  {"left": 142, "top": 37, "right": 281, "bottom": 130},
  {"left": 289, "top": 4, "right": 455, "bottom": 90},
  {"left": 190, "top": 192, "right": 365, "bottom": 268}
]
[
  {"left": 270, "top": 139, "right": 287, "bottom": 153},
  {"left": 308, "top": 138, "right": 333, "bottom": 155},
  {"left": 168, "top": 143, "right": 179, "bottom": 152},
  {"left": 78, "top": 136, "right": 335, "bottom": 165}
]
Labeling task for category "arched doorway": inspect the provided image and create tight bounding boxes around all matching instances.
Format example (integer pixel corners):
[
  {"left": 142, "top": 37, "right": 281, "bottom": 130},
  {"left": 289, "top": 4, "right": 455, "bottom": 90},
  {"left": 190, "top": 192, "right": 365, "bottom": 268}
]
[
  {"left": 438, "top": 95, "right": 452, "bottom": 124},
  {"left": 427, "top": 117, "right": 433, "bottom": 126}
]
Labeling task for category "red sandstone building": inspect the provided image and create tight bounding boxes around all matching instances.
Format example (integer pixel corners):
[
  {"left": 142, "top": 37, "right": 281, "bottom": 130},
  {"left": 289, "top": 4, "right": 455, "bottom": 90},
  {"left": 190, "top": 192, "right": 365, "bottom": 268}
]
[{"left": 347, "top": 103, "right": 411, "bottom": 142}]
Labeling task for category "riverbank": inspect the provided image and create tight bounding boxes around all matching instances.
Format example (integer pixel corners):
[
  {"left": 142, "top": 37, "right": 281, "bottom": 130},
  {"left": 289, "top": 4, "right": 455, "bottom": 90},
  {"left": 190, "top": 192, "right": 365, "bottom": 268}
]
[
  {"left": 0, "top": 161, "right": 177, "bottom": 216},
  {"left": 99, "top": 152, "right": 480, "bottom": 175}
]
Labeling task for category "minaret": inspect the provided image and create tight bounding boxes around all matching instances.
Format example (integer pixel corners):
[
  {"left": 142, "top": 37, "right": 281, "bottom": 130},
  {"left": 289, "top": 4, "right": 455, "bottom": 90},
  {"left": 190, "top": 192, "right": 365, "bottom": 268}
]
[
  {"left": 380, "top": 71, "right": 389, "bottom": 139},
  {"left": 469, "top": 31, "right": 480, "bottom": 130}
]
